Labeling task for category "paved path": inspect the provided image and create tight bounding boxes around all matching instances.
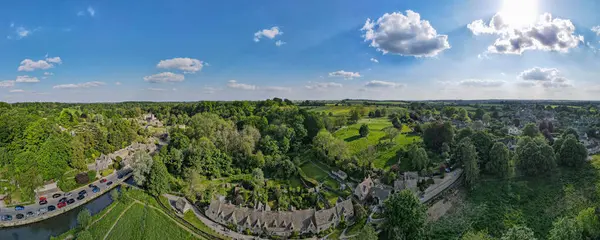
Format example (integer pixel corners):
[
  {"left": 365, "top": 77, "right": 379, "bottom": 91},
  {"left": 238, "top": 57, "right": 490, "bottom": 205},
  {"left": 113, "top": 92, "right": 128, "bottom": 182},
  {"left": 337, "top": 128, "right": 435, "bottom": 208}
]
[{"left": 0, "top": 168, "right": 132, "bottom": 227}]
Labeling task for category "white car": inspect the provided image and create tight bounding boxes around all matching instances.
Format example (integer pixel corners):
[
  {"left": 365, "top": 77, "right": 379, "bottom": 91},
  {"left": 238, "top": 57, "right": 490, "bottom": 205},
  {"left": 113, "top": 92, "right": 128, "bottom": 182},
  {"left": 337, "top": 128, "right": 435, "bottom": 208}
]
[{"left": 38, "top": 208, "right": 48, "bottom": 215}]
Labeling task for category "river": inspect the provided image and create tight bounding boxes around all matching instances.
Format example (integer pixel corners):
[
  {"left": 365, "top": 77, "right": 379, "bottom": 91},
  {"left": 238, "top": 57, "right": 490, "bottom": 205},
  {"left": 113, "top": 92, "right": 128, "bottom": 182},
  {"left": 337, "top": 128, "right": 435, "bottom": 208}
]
[{"left": 0, "top": 186, "right": 120, "bottom": 240}]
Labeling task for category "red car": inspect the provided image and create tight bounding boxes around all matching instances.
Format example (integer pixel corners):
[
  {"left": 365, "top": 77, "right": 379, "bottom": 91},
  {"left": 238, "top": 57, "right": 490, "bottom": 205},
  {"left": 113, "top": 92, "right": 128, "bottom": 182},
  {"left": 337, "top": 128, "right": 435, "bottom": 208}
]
[
  {"left": 100, "top": 179, "right": 107, "bottom": 183},
  {"left": 57, "top": 202, "right": 66, "bottom": 208},
  {"left": 39, "top": 196, "right": 47, "bottom": 201}
]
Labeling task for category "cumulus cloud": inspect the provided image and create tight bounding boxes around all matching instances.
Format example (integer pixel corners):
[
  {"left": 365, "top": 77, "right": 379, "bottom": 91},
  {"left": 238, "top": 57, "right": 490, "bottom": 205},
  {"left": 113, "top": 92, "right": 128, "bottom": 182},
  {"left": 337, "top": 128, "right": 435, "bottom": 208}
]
[
  {"left": 227, "top": 80, "right": 257, "bottom": 90},
  {"left": 328, "top": 70, "right": 361, "bottom": 79},
  {"left": 264, "top": 86, "right": 292, "bottom": 92},
  {"left": 147, "top": 88, "right": 168, "bottom": 91},
  {"left": 15, "top": 75, "right": 39, "bottom": 83},
  {"left": 143, "top": 72, "right": 185, "bottom": 83},
  {"left": 44, "top": 72, "right": 53, "bottom": 76},
  {"left": 275, "top": 40, "right": 286, "bottom": 47},
  {"left": 469, "top": 13, "right": 583, "bottom": 54},
  {"left": 370, "top": 58, "right": 379, "bottom": 63},
  {"left": 361, "top": 10, "right": 450, "bottom": 57},
  {"left": 115, "top": 82, "right": 122, "bottom": 85},
  {"left": 518, "top": 67, "right": 572, "bottom": 88},
  {"left": 305, "top": 82, "right": 343, "bottom": 91},
  {"left": 9, "top": 89, "right": 24, "bottom": 93},
  {"left": 53, "top": 81, "right": 105, "bottom": 89},
  {"left": 7, "top": 24, "right": 38, "bottom": 40},
  {"left": 18, "top": 56, "right": 62, "bottom": 71},
  {"left": 592, "top": 26, "right": 600, "bottom": 35},
  {"left": 457, "top": 79, "right": 505, "bottom": 88},
  {"left": 254, "top": 27, "right": 283, "bottom": 42},
  {"left": 87, "top": 6, "right": 95, "bottom": 17},
  {"left": 0, "top": 80, "right": 15, "bottom": 88},
  {"left": 364, "top": 80, "right": 405, "bottom": 88},
  {"left": 157, "top": 58, "right": 204, "bottom": 73}
]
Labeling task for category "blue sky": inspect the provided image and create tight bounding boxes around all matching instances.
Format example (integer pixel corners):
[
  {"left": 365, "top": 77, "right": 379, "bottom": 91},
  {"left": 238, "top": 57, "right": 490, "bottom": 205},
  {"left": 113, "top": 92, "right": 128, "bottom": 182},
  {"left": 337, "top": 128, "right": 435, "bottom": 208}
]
[{"left": 2, "top": 0, "right": 600, "bottom": 102}]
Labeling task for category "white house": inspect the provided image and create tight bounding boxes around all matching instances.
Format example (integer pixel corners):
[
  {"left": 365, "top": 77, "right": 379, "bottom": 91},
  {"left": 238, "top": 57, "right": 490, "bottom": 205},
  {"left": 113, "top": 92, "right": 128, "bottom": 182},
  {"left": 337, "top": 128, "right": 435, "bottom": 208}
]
[{"left": 508, "top": 126, "right": 522, "bottom": 136}]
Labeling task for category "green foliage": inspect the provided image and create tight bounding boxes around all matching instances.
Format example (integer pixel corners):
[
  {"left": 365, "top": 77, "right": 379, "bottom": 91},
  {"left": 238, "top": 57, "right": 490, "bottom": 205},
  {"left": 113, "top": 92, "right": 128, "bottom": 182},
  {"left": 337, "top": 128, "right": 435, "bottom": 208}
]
[
  {"left": 486, "top": 142, "right": 510, "bottom": 178},
  {"left": 147, "top": 158, "right": 170, "bottom": 196},
  {"left": 77, "top": 230, "right": 93, "bottom": 240},
  {"left": 501, "top": 225, "right": 536, "bottom": 240},
  {"left": 576, "top": 207, "right": 600, "bottom": 238},
  {"left": 408, "top": 145, "right": 429, "bottom": 171},
  {"left": 110, "top": 189, "right": 120, "bottom": 202},
  {"left": 516, "top": 137, "right": 556, "bottom": 176},
  {"left": 457, "top": 128, "right": 474, "bottom": 141},
  {"left": 557, "top": 134, "right": 587, "bottom": 168},
  {"left": 522, "top": 123, "right": 539, "bottom": 138},
  {"left": 359, "top": 124, "right": 370, "bottom": 138},
  {"left": 423, "top": 121, "right": 455, "bottom": 153},
  {"left": 132, "top": 150, "right": 153, "bottom": 185},
  {"left": 383, "top": 190, "right": 427, "bottom": 240},
  {"left": 356, "top": 223, "right": 378, "bottom": 240},
  {"left": 77, "top": 208, "right": 92, "bottom": 230},
  {"left": 547, "top": 217, "right": 582, "bottom": 240},
  {"left": 461, "top": 230, "right": 495, "bottom": 240},
  {"left": 313, "top": 131, "right": 350, "bottom": 165},
  {"left": 459, "top": 137, "right": 479, "bottom": 189},
  {"left": 471, "top": 131, "right": 493, "bottom": 168}
]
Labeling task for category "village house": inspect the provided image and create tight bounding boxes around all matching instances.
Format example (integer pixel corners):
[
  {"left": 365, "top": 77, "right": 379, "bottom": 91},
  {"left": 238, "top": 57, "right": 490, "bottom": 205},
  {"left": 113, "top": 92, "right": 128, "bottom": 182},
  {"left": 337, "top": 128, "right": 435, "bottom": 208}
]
[
  {"left": 354, "top": 176, "right": 374, "bottom": 201},
  {"left": 330, "top": 170, "right": 347, "bottom": 181},
  {"left": 507, "top": 126, "right": 522, "bottom": 136},
  {"left": 205, "top": 198, "right": 354, "bottom": 236},
  {"left": 394, "top": 172, "right": 418, "bottom": 193}
]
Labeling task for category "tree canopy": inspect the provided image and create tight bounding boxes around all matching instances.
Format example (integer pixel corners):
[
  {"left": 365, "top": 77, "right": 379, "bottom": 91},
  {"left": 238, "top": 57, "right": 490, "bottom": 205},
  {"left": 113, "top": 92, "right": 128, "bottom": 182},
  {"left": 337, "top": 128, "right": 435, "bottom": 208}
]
[{"left": 383, "top": 190, "right": 427, "bottom": 240}]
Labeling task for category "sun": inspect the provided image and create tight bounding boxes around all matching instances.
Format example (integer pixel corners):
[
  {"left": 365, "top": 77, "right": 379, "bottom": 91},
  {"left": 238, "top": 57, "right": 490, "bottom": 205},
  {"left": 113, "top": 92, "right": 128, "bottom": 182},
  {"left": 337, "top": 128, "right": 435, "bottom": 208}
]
[{"left": 499, "top": 0, "right": 538, "bottom": 27}]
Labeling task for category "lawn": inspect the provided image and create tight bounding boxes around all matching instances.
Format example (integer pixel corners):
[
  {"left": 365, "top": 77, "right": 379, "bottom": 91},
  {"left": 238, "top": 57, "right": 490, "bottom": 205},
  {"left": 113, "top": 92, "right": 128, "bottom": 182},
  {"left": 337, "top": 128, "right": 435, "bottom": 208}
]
[
  {"left": 333, "top": 118, "right": 421, "bottom": 170},
  {"left": 88, "top": 201, "right": 131, "bottom": 239},
  {"left": 106, "top": 203, "right": 197, "bottom": 240},
  {"left": 300, "top": 161, "right": 341, "bottom": 190}
]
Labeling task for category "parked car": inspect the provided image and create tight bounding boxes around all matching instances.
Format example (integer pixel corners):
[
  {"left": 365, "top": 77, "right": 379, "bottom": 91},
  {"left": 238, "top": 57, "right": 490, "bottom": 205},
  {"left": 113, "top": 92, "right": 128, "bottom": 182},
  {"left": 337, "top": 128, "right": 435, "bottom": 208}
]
[
  {"left": 77, "top": 194, "right": 85, "bottom": 200},
  {"left": 89, "top": 184, "right": 97, "bottom": 189},
  {"left": 39, "top": 196, "right": 47, "bottom": 201},
  {"left": 1, "top": 215, "right": 12, "bottom": 221},
  {"left": 92, "top": 187, "right": 100, "bottom": 193},
  {"left": 52, "top": 193, "right": 62, "bottom": 198},
  {"left": 107, "top": 181, "right": 113, "bottom": 186},
  {"left": 47, "top": 205, "right": 56, "bottom": 211},
  {"left": 65, "top": 192, "right": 73, "bottom": 197},
  {"left": 78, "top": 190, "right": 87, "bottom": 195},
  {"left": 15, "top": 214, "right": 24, "bottom": 219},
  {"left": 59, "top": 197, "right": 67, "bottom": 203},
  {"left": 38, "top": 208, "right": 48, "bottom": 214},
  {"left": 88, "top": 184, "right": 95, "bottom": 188},
  {"left": 39, "top": 200, "right": 48, "bottom": 205},
  {"left": 67, "top": 199, "right": 75, "bottom": 205},
  {"left": 100, "top": 179, "right": 107, "bottom": 183},
  {"left": 57, "top": 202, "right": 66, "bottom": 209},
  {"left": 26, "top": 212, "right": 34, "bottom": 217},
  {"left": 14, "top": 206, "right": 24, "bottom": 211}
]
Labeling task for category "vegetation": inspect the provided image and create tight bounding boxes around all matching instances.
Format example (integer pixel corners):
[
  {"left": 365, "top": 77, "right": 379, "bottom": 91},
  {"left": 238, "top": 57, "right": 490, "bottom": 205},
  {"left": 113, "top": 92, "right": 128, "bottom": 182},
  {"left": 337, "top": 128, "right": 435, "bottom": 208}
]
[{"left": 383, "top": 190, "right": 427, "bottom": 240}]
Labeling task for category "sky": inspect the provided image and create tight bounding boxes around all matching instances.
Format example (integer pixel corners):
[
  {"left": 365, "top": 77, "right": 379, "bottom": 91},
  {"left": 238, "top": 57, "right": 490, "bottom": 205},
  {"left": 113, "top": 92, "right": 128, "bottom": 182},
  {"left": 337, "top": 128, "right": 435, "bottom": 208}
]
[{"left": 2, "top": 0, "right": 600, "bottom": 102}]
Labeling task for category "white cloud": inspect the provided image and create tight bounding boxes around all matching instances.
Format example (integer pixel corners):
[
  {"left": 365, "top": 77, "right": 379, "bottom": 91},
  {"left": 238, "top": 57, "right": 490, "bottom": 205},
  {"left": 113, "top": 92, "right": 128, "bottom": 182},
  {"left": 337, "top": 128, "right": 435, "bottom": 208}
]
[
  {"left": 592, "top": 26, "right": 600, "bottom": 35},
  {"left": 115, "top": 82, "right": 122, "bottom": 85},
  {"left": 361, "top": 10, "right": 450, "bottom": 57},
  {"left": 203, "top": 87, "right": 218, "bottom": 94},
  {"left": 457, "top": 79, "right": 505, "bottom": 88},
  {"left": 87, "top": 6, "right": 95, "bottom": 17},
  {"left": 254, "top": 27, "right": 283, "bottom": 42},
  {"left": 143, "top": 72, "right": 185, "bottom": 83},
  {"left": 264, "top": 86, "right": 291, "bottom": 92},
  {"left": 518, "top": 67, "right": 572, "bottom": 88},
  {"left": 370, "top": 58, "right": 379, "bottom": 63},
  {"left": 18, "top": 56, "right": 61, "bottom": 71},
  {"left": 469, "top": 13, "right": 583, "bottom": 54},
  {"left": 53, "top": 81, "right": 105, "bottom": 89},
  {"left": 147, "top": 88, "right": 167, "bottom": 91},
  {"left": 275, "top": 40, "right": 286, "bottom": 47},
  {"left": 364, "top": 80, "right": 405, "bottom": 88},
  {"left": 44, "top": 72, "right": 53, "bottom": 76},
  {"left": 9, "top": 89, "right": 24, "bottom": 93},
  {"left": 0, "top": 80, "right": 15, "bottom": 88},
  {"left": 16, "top": 27, "right": 30, "bottom": 38},
  {"left": 15, "top": 75, "right": 39, "bottom": 83},
  {"left": 157, "top": 58, "right": 204, "bottom": 73},
  {"left": 305, "top": 82, "right": 343, "bottom": 91},
  {"left": 328, "top": 70, "right": 361, "bottom": 79},
  {"left": 227, "top": 80, "right": 257, "bottom": 90}
]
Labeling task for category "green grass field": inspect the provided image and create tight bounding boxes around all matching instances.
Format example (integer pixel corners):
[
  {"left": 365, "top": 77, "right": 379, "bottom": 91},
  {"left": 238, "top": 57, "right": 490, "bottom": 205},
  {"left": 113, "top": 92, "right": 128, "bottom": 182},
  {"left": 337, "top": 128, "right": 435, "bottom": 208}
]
[
  {"left": 333, "top": 118, "right": 421, "bottom": 170},
  {"left": 88, "top": 201, "right": 131, "bottom": 239}
]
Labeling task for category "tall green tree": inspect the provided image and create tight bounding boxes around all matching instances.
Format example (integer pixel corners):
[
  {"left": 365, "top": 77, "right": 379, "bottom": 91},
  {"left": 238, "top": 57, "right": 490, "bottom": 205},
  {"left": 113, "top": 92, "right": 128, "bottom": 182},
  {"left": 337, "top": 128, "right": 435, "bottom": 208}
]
[
  {"left": 147, "top": 158, "right": 170, "bottom": 196},
  {"left": 516, "top": 137, "right": 556, "bottom": 176},
  {"left": 77, "top": 208, "right": 92, "bottom": 230},
  {"left": 501, "top": 225, "right": 536, "bottom": 240},
  {"left": 76, "top": 230, "right": 93, "bottom": 240},
  {"left": 383, "top": 190, "right": 427, "bottom": 240},
  {"left": 356, "top": 224, "right": 378, "bottom": 240},
  {"left": 522, "top": 123, "right": 540, "bottom": 138},
  {"left": 132, "top": 150, "right": 153, "bottom": 185},
  {"left": 359, "top": 124, "right": 370, "bottom": 138},
  {"left": 471, "top": 131, "right": 493, "bottom": 167},
  {"left": 423, "top": 121, "right": 455, "bottom": 153},
  {"left": 576, "top": 207, "right": 600, "bottom": 239},
  {"left": 408, "top": 145, "right": 429, "bottom": 171},
  {"left": 548, "top": 217, "right": 582, "bottom": 240},
  {"left": 486, "top": 142, "right": 510, "bottom": 178},
  {"left": 462, "top": 230, "right": 495, "bottom": 240},
  {"left": 557, "top": 134, "right": 587, "bottom": 168},
  {"left": 458, "top": 137, "right": 479, "bottom": 189}
]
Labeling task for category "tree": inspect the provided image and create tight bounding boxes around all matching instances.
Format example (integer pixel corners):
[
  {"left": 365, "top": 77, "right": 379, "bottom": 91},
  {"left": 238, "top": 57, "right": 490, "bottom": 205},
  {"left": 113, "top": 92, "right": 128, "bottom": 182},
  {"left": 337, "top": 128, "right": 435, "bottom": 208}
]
[
  {"left": 423, "top": 122, "right": 455, "bottom": 153},
  {"left": 456, "top": 127, "right": 473, "bottom": 142},
  {"left": 474, "top": 108, "right": 485, "bottom": 120},
  {"left": 383, "top": 127, "right": 399, "bottom": 143},
  {"left": 576, "top": 207, "right": 600, "bottom": 239},
  {"left": 349, "top": 108, "right": 361, "bottom": 123},
  {"left": 408, "top": 145, "right": 429, "bottom": 171},
  {"left": 383, "top": 190, "right": 427, "bottom": 240},
  {"left": 562, "top": 128, "right": 579, "bottom": 140},
  {"left": 482, "top": 113, "right": 492, "bottom": 125},
  {"left": 131, "top": 150, "right": 153, "bottom": 185},
  {"left": 110, "top": 189, "right": 120, "bottom": 202},
  {"left": 557, "top": 134, "right": 587, "bottom": 168},
  {"left": 71, "top": 137, "right": 87, "bottom": 171},
  {"left": 462, "top": 230, "right": 495, "bottom": 240},
  {"left": 357, "top": 224, "right": 378, "bottom": 240},
  {"left": 353, "top": 204, "right": 367, "bottom": 220},
  {"left": 548, "top": 217, "right": 582, "bottom": 240},
  {"left": 516, "top": 137, "right": 556, "bottom": 176},
  {"left": 392, "top": 117, "right": 403, "bottom": 129},
  {"left": 252, "top": 168, "right": 264, "bottom": 186},
  {"left": 501, "top": 225, "right": 536, "bottom": 240},
  {"left": 76, "top": 230, "right": 93, "bottom": 240},
  {"left": 486, "top": 142, "right": 510, "bottom": 178},
  {"left": 471, "top": 131, "right": 493, "bottom": 168},
  {"left": 542, "top": 129, "right": 554, "bottom": 144},
  {"left": 77, "top": 208, "right": 92, "bottom": 230},
  {"left": 359, "top": 124, "right": 370, "bottom": 138},
  {"left": 458, "top": 138, "right": 479, "bottom": 189},
  {"left": 522, "top": 123, "right": 539, "bottom": 138},
  {"left": 147, "top": 158, "right": 170, "bottom": 196}
]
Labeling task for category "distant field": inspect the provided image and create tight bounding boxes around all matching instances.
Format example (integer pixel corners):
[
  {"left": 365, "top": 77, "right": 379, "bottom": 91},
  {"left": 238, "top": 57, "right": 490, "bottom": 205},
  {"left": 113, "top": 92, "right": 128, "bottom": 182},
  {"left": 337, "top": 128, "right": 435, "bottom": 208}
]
[
  {"left": 333, "top": 118, "right": 421, "bottom": 170},
  {"left": 306, "top": 105, "right": 407, "bottom": 117}
]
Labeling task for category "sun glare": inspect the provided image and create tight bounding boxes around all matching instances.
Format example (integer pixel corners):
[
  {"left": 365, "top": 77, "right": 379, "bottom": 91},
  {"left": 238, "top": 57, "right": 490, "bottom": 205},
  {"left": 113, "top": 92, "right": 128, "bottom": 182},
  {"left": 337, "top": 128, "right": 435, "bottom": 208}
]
[{"left": 500, "top": 0, "right": 538, "bottom": 27}]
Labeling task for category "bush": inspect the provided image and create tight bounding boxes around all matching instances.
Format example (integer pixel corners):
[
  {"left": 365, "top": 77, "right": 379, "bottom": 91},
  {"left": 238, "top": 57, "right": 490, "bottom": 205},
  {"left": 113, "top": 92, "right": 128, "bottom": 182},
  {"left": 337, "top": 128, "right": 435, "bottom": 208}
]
[
  {"left": 87, "top": 170, "right": 97, "bottom": 182},
  {"left": 100, "top": 169, "right": 114, "bottom": 177}
]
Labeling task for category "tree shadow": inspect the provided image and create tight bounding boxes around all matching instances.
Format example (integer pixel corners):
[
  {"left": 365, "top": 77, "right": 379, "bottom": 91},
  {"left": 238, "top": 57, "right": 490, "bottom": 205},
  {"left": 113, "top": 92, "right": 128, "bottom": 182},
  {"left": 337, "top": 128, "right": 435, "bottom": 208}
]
[{"left": 344, "top": 135, "right": 362, "bottom": 142}]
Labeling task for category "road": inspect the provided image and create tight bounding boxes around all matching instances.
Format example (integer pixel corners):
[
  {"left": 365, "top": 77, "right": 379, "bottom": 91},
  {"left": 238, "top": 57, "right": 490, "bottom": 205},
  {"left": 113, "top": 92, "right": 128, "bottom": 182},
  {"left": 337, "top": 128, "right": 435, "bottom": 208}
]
[{"left": 0, "top": 168, "right": 132, "bottom": 224}]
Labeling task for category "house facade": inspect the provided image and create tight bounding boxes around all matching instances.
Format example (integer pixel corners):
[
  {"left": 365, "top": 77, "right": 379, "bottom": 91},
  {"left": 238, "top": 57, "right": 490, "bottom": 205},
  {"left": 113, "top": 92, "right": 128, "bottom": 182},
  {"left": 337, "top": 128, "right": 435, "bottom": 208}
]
[{"left": 206, "top": 198, "right": 354, "bottom": 236}]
